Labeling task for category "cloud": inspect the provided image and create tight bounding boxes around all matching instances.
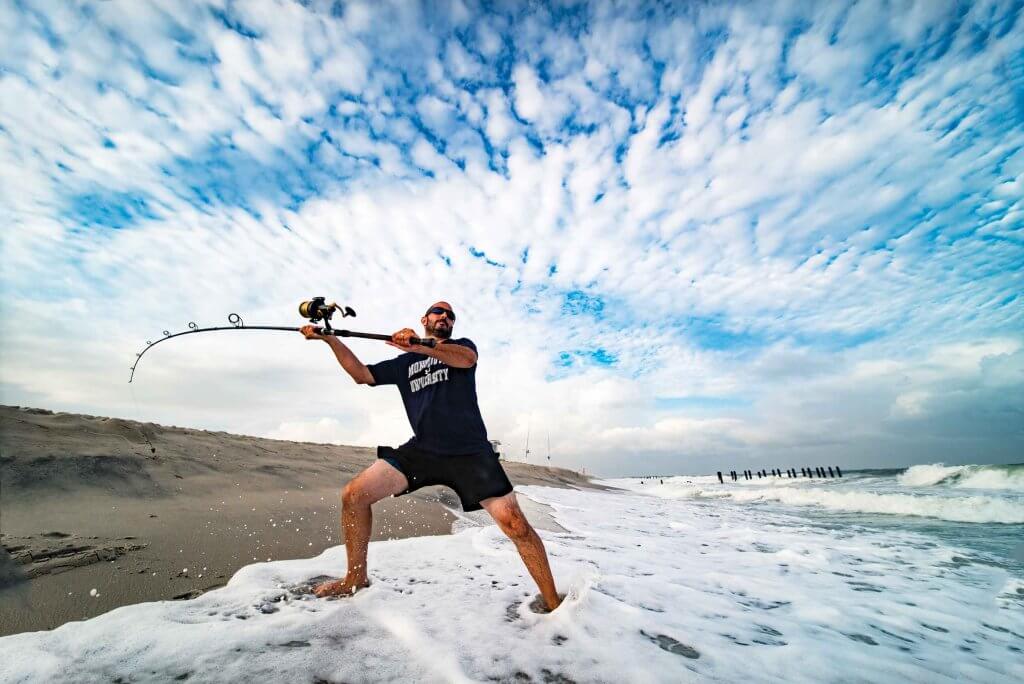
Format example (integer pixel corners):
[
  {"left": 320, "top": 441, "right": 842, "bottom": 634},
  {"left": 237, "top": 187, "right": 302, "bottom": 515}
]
[{"left": 1, "top": 0, "right": 1022, "bottom": 476}]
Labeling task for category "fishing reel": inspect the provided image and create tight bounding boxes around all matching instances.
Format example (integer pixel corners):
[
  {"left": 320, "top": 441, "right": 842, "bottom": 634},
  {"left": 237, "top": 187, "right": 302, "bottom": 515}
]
[{"left": 298, "top": 297, "right": 356, "bottom": 332}]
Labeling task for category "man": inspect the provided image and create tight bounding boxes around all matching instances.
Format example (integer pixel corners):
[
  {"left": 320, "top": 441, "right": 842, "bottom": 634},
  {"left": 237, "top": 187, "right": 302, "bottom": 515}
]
[{"left": 300, "top": 301, "right": 562, "bottom": 612}]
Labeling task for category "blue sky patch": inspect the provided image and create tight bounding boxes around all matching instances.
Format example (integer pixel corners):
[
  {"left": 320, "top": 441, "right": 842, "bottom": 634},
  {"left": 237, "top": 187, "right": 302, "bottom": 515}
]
[
  {"left": 555, "top": 348, "right": 618, "bottom": 370},
  {"left": 66, "top": 191, "right": 157, "bottom": 230},
  {"left": 679, "top": 316, "right": 763, "bottom": 351},
  {"left": 562, "top": 290, "right": 605, "bottom": 318},
  {"left": 468, "top": 246, "right": 506, "bottom": 268}
]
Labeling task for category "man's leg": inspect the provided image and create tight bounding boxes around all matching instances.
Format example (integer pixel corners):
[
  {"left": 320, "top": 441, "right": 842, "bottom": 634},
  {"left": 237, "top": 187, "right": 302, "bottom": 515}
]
[
  {"left": 480, "top": 492, "right": 562, "bottom": 611},
  {"left": 314, "top": 460, "right": 408, "bottom": 597}
]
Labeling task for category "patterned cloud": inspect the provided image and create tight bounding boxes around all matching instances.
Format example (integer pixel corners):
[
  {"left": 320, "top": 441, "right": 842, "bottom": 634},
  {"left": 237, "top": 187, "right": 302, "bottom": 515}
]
[{"left": 1, "top": 0, "right": 1021, "bottom": 475}]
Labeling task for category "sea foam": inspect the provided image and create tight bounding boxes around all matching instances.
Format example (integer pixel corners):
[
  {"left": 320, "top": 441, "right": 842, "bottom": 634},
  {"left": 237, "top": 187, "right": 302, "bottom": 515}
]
[{"left": 2, "top": 484, "right": 1020, "bottom": 683}]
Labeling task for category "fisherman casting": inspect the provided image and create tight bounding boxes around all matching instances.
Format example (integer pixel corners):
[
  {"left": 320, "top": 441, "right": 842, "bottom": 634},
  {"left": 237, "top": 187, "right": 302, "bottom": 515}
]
[{"left": 300, "top": 301, "right": 563, "bottom": 611}]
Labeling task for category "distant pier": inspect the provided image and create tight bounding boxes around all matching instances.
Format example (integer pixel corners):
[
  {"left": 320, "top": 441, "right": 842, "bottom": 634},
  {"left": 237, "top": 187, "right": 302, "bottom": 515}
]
[{"left": 718, "top": 466, "right": 843, "bottom": 482}]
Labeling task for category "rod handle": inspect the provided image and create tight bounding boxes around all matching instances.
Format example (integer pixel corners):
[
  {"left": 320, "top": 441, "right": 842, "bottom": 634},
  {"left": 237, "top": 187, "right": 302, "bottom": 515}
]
[{"left": 327, "top": 329, "right": 437, "bottom": 348}]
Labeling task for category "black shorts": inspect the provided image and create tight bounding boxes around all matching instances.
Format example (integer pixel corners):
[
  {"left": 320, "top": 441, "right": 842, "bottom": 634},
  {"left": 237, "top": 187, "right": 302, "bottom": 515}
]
[{"left": 377, "top": 444, "right": 514, "bottom": 512}]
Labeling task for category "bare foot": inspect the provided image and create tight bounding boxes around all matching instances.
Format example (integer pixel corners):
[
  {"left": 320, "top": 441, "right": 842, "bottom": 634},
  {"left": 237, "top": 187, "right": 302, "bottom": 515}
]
[
  {"left": 529, "top": 593, "right": 566, "bottom": 614},
  {"left": 313, "top": 578, "right": 370, "bottom": 598}
]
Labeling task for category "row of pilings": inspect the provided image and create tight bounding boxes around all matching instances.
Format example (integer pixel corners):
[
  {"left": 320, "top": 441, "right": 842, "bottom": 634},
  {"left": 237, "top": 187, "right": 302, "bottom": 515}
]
[{"left": 717, "top": 467, "right": 843, "bottom": 483}]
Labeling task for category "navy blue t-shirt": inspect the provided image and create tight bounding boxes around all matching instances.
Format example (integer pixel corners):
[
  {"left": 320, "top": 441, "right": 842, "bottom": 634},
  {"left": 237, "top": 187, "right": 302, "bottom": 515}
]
[{"left": 366, "top": 338, "right": 492, "bottom": 455}]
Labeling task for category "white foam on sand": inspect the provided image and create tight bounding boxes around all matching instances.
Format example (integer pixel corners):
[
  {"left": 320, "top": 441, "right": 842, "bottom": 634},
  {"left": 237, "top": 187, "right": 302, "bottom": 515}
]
[{"left": 1, "top": 486, "right": 1021, "bottom": 683}]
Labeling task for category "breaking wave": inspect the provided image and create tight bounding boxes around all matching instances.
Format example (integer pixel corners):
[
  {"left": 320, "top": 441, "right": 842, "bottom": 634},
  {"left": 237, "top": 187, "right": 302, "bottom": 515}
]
[
  {"left": 716, "top": 487, "right": 1024, "bottom": 524},
  {"left": 898, "top": 463, "right": 1024, "bottom": 491}
]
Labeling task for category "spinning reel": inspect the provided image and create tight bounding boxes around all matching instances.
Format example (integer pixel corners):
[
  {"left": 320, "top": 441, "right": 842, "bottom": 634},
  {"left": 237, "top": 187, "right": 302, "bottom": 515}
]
[{"left": 298, "top": 297, "right": 356, "bottom": 332}]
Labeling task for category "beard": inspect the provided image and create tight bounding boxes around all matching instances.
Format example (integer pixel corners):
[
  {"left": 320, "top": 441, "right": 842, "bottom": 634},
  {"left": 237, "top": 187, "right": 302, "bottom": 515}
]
[{"left": 426, "top": 320, "right": 452, "bottom": 339}]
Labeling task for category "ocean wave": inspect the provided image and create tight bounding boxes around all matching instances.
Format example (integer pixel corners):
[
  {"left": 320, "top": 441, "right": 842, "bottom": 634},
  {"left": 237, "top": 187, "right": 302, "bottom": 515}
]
[
  {"left": 898, "top": 463, "right": 1024, "bottom": 491},
  {"left": 713, "top": 487, "right": 1024, "bottom": 524}
]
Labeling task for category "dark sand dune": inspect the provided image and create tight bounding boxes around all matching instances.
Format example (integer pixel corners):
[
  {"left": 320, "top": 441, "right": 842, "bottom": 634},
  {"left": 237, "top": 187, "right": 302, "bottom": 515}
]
[{"left": 0, "top": 405, "right": 600, "bottom": 636}]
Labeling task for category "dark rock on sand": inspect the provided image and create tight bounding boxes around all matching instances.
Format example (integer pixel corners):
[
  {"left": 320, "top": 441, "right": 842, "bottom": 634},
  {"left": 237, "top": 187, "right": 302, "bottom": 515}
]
[
  {"left": 1, "top": 533, "right": 149, "bottom": 578},
  {"left": 640, "top": 629, "right": 701, "bottom": 659}
]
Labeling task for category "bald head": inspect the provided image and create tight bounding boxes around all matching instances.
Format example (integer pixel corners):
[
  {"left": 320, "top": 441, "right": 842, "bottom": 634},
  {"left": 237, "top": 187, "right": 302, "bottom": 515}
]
[{"left": 422, "top": 301, "right": 456, "bottom": 340}]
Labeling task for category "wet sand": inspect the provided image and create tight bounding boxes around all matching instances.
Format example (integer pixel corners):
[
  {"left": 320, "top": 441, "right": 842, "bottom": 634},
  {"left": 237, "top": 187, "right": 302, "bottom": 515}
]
[{"left": 0, "top": 406, "right": 601, "bottom": 636}]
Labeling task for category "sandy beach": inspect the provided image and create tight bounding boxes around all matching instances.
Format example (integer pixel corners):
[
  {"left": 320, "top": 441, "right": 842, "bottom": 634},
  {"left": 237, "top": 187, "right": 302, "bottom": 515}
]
[
  {"left": 3, "top": 406, "right": 1021, "bottom": 682},
  {"left": 0, "top": 405, "right": 599, "bottom": 637}
]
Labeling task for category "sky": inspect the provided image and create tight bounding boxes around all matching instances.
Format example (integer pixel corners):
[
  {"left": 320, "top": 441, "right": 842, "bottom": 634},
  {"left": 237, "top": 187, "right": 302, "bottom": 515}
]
[{"left": 1, "top": 0, "right": 1022, "bottom": 477}]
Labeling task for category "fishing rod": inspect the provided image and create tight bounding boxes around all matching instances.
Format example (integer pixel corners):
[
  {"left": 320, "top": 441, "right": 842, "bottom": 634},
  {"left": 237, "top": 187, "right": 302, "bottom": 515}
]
[{"left": 129, "top": 296, "right": 436, "bottom": 383}]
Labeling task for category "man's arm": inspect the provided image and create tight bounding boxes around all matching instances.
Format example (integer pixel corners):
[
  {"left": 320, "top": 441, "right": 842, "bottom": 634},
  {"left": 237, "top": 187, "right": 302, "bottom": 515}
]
[
  {"left": 387, "top": 329, "right": 477, "bottom": 368},
  {"left": 420, "top": 340, "right": 477, "bottom": 368},
  {"left": 325, "top": 337, "right": 376, "bottom": 383},
  {"left": 301, "top": 325, "right": 375, "bottom": 384}
]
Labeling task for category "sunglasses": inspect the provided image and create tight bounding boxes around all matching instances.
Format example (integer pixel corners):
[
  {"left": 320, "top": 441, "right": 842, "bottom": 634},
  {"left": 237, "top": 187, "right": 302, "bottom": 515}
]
[{"left": 425, "top": 306, "right": 456, "bottom": 321}]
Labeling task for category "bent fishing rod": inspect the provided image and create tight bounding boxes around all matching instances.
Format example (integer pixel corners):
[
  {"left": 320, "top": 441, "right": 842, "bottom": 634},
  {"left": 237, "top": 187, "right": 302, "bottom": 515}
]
[{"left": 129, "top": 296, "right": 436, "bottom": 383}]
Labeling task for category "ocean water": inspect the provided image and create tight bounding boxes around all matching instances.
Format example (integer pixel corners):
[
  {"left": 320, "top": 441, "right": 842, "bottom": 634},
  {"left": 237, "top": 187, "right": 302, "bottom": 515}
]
[
  {"left": 609, "top": 463, "right": 1024, "bottom": 577},
  {"left": 0, "top": 464, "right": 1021, "bottom": 682}
]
